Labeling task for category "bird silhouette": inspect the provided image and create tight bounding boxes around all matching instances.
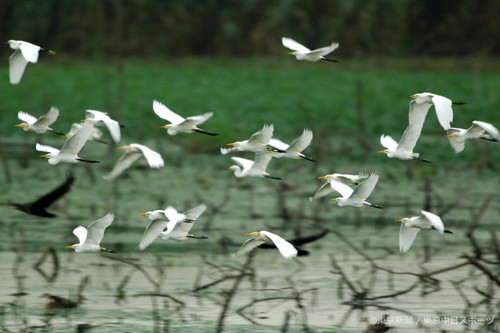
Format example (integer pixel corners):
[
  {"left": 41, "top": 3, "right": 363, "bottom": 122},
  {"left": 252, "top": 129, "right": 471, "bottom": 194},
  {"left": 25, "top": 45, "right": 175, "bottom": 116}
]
[{"left": 8, "top": 173, "right": 74, "bottom": 218}]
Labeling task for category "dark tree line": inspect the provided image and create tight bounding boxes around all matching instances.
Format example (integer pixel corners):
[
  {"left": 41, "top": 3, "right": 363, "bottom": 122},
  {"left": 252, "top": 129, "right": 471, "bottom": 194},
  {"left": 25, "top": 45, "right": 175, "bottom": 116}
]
[{"left": 1, "top": 0, "right": 499, "bottom": 58}]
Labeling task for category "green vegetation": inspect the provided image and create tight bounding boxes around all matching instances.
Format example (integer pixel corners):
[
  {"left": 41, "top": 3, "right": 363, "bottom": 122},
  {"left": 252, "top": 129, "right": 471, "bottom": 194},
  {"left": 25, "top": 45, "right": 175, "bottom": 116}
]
[{"left": 0, "top": 58, "right": 498, "bottom": 167}]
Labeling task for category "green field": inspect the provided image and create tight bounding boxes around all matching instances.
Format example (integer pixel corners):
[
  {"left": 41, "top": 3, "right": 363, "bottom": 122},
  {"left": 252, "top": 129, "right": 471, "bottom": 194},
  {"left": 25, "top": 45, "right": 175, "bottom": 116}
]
[{"left": 1, "top": 57, "right": 498, "bottom": 165}]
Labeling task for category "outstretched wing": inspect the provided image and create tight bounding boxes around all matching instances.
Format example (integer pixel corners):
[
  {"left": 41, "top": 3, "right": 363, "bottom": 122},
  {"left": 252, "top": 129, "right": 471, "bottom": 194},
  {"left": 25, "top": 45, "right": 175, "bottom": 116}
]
[
  {"left": 287, "top": 129, "right": 313, "bottom": 153},
  {"left": 236, "top": 238, "right": 266, "bottom": 256},
  {"left": 36, "top": 107, "right": 59, "bottom": 127},
  {"left": 85, "top": 213, "right": 115, "bottom": 247},
  {"left": 32, "top": 173, "right": 74, "bottom": 210},
  {"left": 330, "top": 180, "right": 354, "bottom": 199},
  {"left": 139, "top": 219, "right": 169, "bottom": 250},
  {"left": 60, "top": 120, "right": 95, "bottom": 155},
  {"left": 102, "top": 152, "right": 142, "bottom": 180},
  {"left": 17, "top": 111, "right": 37, "bottom": 124},
  {"left": 310, "top": 42, "right": 339, "bottom": 57},
  {"left": 350, "top": 174, "right": 379, "bottom": 200},
  {"left": 231, "top": 157, "right": 253, "bottom": 170},
  {"left": 268, "top": 138, "right": 289, "bottom": 151},
  {"left": 130, "top": 144, "right": 164, "bottom": 168},
  {"left": 472, "top": 121, "right": 500, "bottom": 140},
  {"left": 184, "top": 204, "right": 207, "bottom": 221},
  {"left": 9, "top": 50, "right": 29, "bottom": 84},
  {"left": 399, "top": 224, "right": 420, "bottom": 253},
  {"left": 261, "top": 230, "right": 298, "bottom": 259},
  {"left": 72, "top": 226, "right": 88, "bottom": 245},
  {"left": 153, "top": 100, "right": 185, "bottom": 124},
  {"left": 19, "top": 41, "right": 41, "bottom": 63},
  {"left": 248, "top": 124, "right": 274, "bottom": 145},
  {"left": 445, "top": 128, "right": 465, "bottom": 153},
  {"left": 35, "top": 143, "right": 59, "bottom": 155},
  {"left": 251, "top": 153, "right": 273, "bottom": 172},
  {"left": 281, "top": 37, "right": 311, "bottom": 53},
  {"left": 380, "top": 134, "right": 398, "bottom": 151},
  {"left": 310, "top": 182, "right": 336, "bottom": 201},
  {"left": 420, "top": 210, "right": 444, "bottom": 234},
  {"left": 431, "top": 95, "right": 453, "bottom": 131},
  {"left": 183, "top": 112, "right": 213, "bottom": 127}
]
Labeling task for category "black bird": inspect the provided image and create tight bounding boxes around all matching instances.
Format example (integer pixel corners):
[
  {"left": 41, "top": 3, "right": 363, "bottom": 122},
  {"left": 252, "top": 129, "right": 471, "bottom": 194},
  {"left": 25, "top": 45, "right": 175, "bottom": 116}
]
[{"left": 8, "top": 174, "right": 74, "bottom": 218}]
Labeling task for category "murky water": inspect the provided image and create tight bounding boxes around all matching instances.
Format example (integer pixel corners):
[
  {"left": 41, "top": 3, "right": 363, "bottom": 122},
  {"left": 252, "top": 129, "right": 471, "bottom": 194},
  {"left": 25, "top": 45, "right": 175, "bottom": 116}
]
[{"left": 0, "top": 151, "right": 498, "bottom": 332}]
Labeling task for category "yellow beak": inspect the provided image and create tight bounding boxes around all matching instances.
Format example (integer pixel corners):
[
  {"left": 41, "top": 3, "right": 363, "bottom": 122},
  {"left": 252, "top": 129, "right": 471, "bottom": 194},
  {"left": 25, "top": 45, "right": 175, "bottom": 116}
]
[
  {"left": 318, "top": 175, "right": 328, "bottom": 179},
  {"left": 40, "top": 154, "right": 49, "bottom": 158},
  {"left": 394, "top": 219, "right": 404, "bottom": 222},
  {"left": 446, "top": 134, "right": 455, "bottom": 138},
  {"left": 139, "top": 213, "right": 149, "bottom": 216},
  {"left": 160, "top": 125, "right": 169, "bottom": 129},
  {"left": 226, "top": 143, "right": 236, "bottom": 146},
  {"left": 14, "top": 124, "right": 23, "bottom": 127},
  {"left": 66, "top": 245, "right": 74, "bottom": 249},
  {"left": 408, "top": 94, "right": 417, "bottom": 98},
  {"left": 376, "top": 150, "right": 386, "bottom": 154},
  {"left": 243, "top": 233, "right": 252, "bottom": 236}
]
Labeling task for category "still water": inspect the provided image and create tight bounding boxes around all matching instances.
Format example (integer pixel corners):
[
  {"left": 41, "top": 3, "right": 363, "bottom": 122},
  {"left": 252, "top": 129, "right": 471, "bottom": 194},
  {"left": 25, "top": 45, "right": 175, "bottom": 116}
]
[{"left": 0, "top": 224, "right": 496, "bottom": 332}]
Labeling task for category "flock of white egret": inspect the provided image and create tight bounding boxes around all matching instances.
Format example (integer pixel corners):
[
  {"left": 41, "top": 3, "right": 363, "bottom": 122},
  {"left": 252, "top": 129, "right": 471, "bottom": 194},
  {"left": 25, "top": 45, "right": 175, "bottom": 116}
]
[{"left": 6, "top": 37, "right": 499, "bottom": 259}]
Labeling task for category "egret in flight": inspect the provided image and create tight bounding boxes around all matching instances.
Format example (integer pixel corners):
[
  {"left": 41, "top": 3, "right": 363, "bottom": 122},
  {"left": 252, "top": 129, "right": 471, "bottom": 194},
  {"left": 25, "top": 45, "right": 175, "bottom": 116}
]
[
  {"left": 66, "top": 213, "right": 116, "bottom": 253},
  {"left": 7, "top": 40, "right": 55, "bottom": 84},
  {"left": 15, "top": 107, "right": 63, "bottom": 135},
  {"left": 138, "top": 204, "right": 208, "bottom": 250},
  {"left": 395, "top": 210, "right": 452, "bottom": 253},
  {"left": 282, "top": 37, "right": 339, "bottom": 63},
  {"left": 227, "top": 154, "right": 281, "bottom": 180},
  {"left": 267, "top": 129, "right": 316, "bottom": 162},
  {"left": 446, "top": 120, "right": 499, "bottom": 153},
  {"left": 236, "top": 230, "right": 298, "bottom": 259},
  {"left": 36, "top": 120, "right": 99, "bottom": 165},
  {"left": 221, "top": 124, "right": 274, "bottom": 155},
  {"left": 153, "top": 100, "right": 218, "bottom": 136},
  {"left": 330, "top": 173, "right": 383, "bottom": 209},
  {"left": 310, "top": 173, "right": 368, "bottom": 201},
  {"left": 103, "top": 143, "right": 164, "bottom": 180},
  {"left": 85, "top": 110, "right": 121, "bottom": 143}
]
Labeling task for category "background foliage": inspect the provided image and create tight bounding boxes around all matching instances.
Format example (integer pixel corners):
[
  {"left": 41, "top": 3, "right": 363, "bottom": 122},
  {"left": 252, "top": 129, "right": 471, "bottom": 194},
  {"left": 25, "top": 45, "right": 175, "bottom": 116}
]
[{"left": 1, "top": 0, "right": 499, "bottom": 58}]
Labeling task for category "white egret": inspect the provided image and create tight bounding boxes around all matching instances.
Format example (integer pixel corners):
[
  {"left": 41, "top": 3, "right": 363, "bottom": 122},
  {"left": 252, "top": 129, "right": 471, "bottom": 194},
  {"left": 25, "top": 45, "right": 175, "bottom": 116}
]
[
  {"left": 267, "top": 129, "right": 316, "bottom": 162},
  {"left": 330, "top": 173, "right": 383, "bottom": 209},
  {"left": 236, "top": 230, "right": 298, "bottom": 259},
  {"left": 221, "top": 124, "right": 274, "bottom": 155},
  {"left": 85, "top": 110, "right": 121, "bottom": 143},
  {"left": 66, "top": 213, "right": 116, "bottom": 253},
  {"left": 103, "top": 143, "right": 164, "bottom": 180},
  {"left": 7, "top": 40, "right": 55, "bottom": 84},
  {"left": 310, "top": 173, "right": 368, "bottom": 201},
  {"left": 15, "top": 107, "right": 63, "bottom": 135},
  {"left": 446, "top": 120, "right": 499, "bottom": 153},
  {"left": 227, "top": 154, "right": 281, "bottom": 180},
  {"left": 282, "top": 37, "right": 339, "bottom": 63},
  {"left": 153, "top": 100, "right": 218, "bottom": 136},
  {"left": 36, "top": 120, "right": 99, "bottom": 165},
  {"left": 395, "top": 210, "right": 452, "bottom": 253},
  {"left": 408, "top": 92, "right": 465, "bottom": 131},
  {"left": 138, "top": 204, "right": 207, "bottom": 250}
]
